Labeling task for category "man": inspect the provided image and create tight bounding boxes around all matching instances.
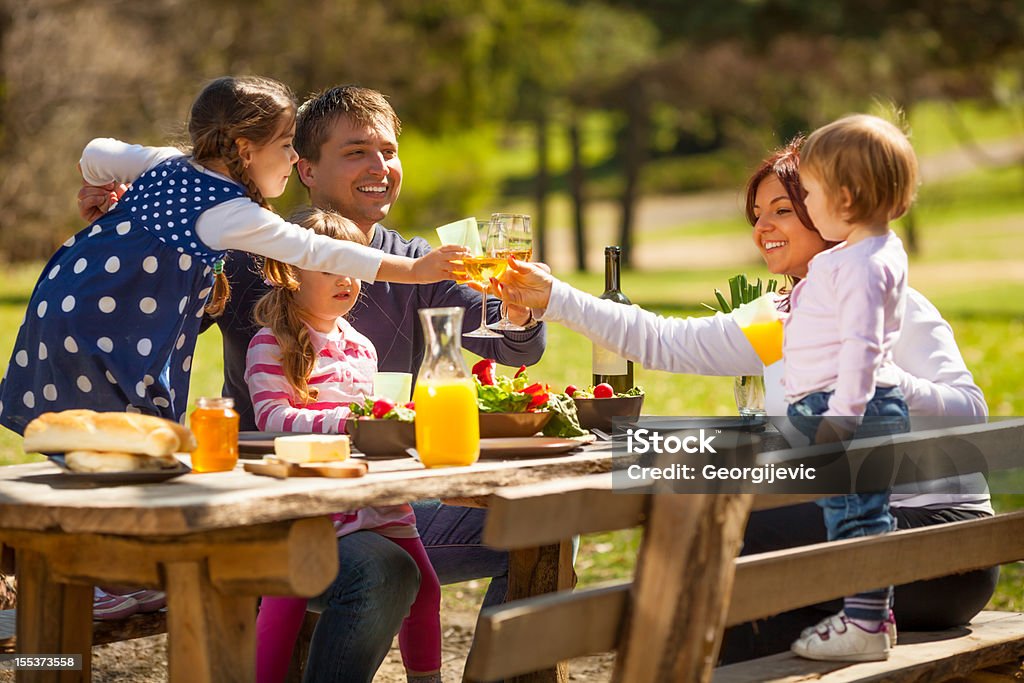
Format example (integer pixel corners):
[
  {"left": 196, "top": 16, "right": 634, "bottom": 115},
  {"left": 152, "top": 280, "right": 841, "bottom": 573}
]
[
  {"left": 79, "top": 85, "right": 544, "bottom": 682},
  {"left": 218, "top": 86, "right": 544, "bottom": 431}
]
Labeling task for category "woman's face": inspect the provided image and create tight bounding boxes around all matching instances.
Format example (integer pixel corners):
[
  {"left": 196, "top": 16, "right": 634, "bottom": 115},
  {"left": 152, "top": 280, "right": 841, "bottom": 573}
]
[{"left": 750, "top": 175, "right": 828, "bottom": 279}]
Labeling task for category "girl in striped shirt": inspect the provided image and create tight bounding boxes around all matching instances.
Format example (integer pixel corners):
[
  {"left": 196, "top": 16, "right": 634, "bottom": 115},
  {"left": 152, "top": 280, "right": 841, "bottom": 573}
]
[{"left": 245, "top": 207, "right": 442, "bottom": 683}]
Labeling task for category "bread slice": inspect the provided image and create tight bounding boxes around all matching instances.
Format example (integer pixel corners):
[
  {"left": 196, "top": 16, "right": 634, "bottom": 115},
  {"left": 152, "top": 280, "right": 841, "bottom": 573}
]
[
  {"left": 24, "top": 409, "right": 195, "bottom": 456},
  {"left": 273, "top": 434, "right": 351, "bottom": 463},
  {"left": 65, "top": 450, "right": 181, "bottom": 473}
]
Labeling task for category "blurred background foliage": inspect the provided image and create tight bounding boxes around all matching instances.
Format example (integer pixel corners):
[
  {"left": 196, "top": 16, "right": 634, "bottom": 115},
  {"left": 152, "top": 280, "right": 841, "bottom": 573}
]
[{"left": 1, "top": 0, "right": 1021, "bottom": 266}]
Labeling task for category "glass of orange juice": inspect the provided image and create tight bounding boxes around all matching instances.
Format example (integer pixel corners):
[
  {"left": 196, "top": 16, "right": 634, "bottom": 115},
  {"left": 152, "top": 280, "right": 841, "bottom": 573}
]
[
  {"left": 190, "top": 397, "right": 239, "bottom": 473},
  {"left": 414, "top": 307, "right": 480, "bottom": 467},
  {"left": 740, "top": 319, "right": 784, "bottom": 366}
]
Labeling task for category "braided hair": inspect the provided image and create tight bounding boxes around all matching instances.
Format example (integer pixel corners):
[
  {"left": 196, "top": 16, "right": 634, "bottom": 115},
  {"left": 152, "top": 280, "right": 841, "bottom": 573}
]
[
  {"left": 188, "top": 76, "right": 297, "bottom": 316},
  {"left": 253, "top": 207, "right": 369, "bottom": 405}
]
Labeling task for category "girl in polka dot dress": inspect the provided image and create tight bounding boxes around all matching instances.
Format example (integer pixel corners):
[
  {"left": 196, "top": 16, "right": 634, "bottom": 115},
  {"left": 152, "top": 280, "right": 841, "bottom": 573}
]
[
  {"left": 246, "top": 207, "right": 441, "bottom": 683},
  {"left": 0, "top": 76, "right": 464, "bottom": 434}
]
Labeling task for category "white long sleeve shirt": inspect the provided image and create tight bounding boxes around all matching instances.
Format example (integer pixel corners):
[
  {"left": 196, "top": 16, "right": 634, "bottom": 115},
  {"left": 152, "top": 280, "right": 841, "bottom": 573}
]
[
  {"left": 79, "top": 138, "right": 384, "bottom": 282},
  {"left": 783, "top": 233, "right": 907, "bottom": 422},
  {"left": 539, "top": 277, "right": 990, "bottom": 512}
]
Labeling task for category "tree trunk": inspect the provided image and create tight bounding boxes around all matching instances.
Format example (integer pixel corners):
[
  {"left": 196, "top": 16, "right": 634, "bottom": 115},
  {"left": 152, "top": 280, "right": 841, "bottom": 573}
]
[
  {"left": 618, "top": 85, "right": 649, "bottom": 269},
  {"left": 568, "top": 113, "right": 587, "bottom": 272},
  {"left": 904, "top": 206, "right": 919, "bottom": 255},
  {"left": 534, "top": 109, "right": 549, "bottom": 263}
]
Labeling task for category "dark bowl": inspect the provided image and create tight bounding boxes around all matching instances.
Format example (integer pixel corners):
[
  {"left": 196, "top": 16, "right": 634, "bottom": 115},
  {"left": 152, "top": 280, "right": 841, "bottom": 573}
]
[
  {"left": 345, "top": 418, "right": 416, "bottom": 457},
  {"left": 573, "top": 395, "right": 644, "bottom": 431},
  {"left": 479, "top": 411, "right": 552, "bottom": 438}
]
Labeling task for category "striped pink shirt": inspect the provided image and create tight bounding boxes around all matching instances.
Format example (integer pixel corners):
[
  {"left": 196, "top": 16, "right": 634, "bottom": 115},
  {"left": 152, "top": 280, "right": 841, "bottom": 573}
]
[{"left": 244, "top": 318, "right": 417, "bottom": 539}]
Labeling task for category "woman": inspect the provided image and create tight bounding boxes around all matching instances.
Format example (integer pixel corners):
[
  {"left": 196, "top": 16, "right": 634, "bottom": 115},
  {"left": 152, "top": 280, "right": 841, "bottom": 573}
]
[{"left": 494, "top": 137, "right": 997, "bottom": 661}]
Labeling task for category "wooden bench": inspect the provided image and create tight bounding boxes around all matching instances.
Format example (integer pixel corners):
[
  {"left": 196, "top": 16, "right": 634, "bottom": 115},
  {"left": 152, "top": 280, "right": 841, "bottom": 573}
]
[
  {"left": 0, "top": 607, "right": 167, "bottom": 653},
  {"left": 464, "top": 419, "right": 1024, "bottom": 683}
]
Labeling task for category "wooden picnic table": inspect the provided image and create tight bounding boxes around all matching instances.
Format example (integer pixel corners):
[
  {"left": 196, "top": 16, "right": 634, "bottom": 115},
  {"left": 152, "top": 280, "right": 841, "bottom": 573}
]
[{"left": 0, "top": 440, "right": 612, "bottom": 683}]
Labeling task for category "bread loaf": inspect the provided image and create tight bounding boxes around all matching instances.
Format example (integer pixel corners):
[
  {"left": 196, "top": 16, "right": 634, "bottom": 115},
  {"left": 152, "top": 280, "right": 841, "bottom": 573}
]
[
  {"left": 24, "top": 410, "right": 196, "bottom": 456},
  {"left": 65, "top": 450, "right": 181, "bottom": 473}
]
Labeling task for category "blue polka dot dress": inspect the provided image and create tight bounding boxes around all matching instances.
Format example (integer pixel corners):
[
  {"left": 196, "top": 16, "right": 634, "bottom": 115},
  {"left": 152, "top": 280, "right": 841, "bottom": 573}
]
[{"left": 0, "top": 156, "right": 246, "bottom": 434}]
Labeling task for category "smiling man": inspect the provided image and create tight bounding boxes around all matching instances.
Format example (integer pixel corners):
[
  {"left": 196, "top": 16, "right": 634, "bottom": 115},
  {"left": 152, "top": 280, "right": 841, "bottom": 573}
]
[{"left": 216, "top": 85, "right": 545, "bottom": 431}]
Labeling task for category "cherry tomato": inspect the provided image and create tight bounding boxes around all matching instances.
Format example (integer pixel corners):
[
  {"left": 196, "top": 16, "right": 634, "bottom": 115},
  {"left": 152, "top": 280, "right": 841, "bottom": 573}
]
[
  {"left": 372, "top": 398, "right": 396, "bottom": 419},
  {"left": 565, "top": 384, "right": 579, "bottom": 397},
  {"left": 593, "top": 383, "right": 614, "bottom": 399}
]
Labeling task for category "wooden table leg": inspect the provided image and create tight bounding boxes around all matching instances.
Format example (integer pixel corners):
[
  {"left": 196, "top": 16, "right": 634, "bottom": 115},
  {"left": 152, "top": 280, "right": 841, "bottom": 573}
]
[
  {"left": 504, "top": 539, "right": 576, "bottom": 683},
  {"left": 15, "top": 549, "right": 92, "bottom": 683},
  {"left": 163, "top": 560, "right": 256, "bottom": 683}
]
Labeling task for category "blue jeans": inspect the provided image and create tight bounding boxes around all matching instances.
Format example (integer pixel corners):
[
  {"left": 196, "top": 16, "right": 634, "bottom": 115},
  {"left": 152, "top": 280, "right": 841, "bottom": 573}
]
[
  {"left": 413, "top": 500, "right": 510, "bottom": 607},
  {"left": 787, "top": 387, "right": 908, "bottom": 621},
  {"left": 304, "top": 531, "right": 421, "bottom": 683},
  {"left": 303, "top": 502, "right": 509, "bottom": 682}
]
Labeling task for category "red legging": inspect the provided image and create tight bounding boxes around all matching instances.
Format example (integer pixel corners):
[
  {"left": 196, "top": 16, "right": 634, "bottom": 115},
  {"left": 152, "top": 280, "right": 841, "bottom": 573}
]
[{"left": 256, "top": 535, "right": 442, "bottom": 682}]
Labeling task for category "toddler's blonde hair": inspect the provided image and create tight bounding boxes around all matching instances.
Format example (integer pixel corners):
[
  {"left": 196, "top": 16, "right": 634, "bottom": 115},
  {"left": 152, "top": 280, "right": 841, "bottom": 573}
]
[
  {"left": 253, "top": 207, "right": 367, "bottom": 405},
  {"left": 802, "top": 114, "right": 919, "bottom": 225}
]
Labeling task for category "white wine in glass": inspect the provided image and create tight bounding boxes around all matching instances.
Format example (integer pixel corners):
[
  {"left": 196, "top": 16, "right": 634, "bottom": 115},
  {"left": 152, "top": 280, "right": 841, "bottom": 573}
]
[
  {"left": 464, "top": 220, "right": 507, "bottom": 339},
  {"left": 488, "top": 213, "right": 532, "bottom": 332}
]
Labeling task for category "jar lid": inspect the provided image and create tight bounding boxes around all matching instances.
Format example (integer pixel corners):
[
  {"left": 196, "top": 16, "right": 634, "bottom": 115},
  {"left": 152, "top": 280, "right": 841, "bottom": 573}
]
[{"left": 197, "top": 396, "right": 235, "bottom": 409}]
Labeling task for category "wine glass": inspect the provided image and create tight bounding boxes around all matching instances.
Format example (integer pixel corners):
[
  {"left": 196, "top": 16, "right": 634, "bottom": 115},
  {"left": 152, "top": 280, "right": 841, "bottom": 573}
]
[
  {"left": 463, "top": 220, "right": 507, "bottom": 339},
  {"left": 488, "top": 213, "right": 532, "bottom": 332}
]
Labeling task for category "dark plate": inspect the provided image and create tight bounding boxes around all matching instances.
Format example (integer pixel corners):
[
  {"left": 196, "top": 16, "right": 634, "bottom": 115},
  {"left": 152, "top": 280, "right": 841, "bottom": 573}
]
[
  {"left": 631, "top": 416, "right": 768, "bottom": 432},
  {"left": 345, "top": 418, "right": 416, "bottom": 457},
  {"left": 478, "top": 412, "right": 552, "bottom": 438},
  {"left": 478, "top": 437, "right": 581, "bottom": 459},
  {"left": 238, "top": 431, "right": 292, "bottom": 457},
  {"left": 46, "top": 455, "right": 191, "bottom": 485},
  {"left": 573, "top": 395, "right": 645, "bottom": 430}
]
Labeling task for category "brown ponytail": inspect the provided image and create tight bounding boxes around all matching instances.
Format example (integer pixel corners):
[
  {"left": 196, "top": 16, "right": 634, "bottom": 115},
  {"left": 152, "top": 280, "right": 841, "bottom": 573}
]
[
  {"left": 188, "top": 76, "right": 296, "bottom": 317},
  {"left": 252, "top": 208, "right": 369, "bottom": 405}
]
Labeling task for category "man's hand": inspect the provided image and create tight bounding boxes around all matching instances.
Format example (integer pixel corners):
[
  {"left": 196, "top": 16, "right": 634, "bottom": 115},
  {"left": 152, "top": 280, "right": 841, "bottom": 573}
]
[
  {"left": 77, "top": 179, "right": 127, "bottom": 222},
  {"left": 490, "top": 257, "right": 555, "bottom": 310},
  {"left": 503, "top": 302, "right": 533, "bottom": 326}
]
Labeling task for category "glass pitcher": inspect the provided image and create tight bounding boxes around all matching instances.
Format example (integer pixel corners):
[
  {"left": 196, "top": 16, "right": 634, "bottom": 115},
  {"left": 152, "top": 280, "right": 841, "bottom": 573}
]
[{"left": 413, "top": 307, "right": 480, "bottom": 467}]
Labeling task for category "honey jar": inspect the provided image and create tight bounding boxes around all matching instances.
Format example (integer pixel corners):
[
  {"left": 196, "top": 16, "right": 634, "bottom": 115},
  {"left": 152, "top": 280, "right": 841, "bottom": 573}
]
[{"left": 190, "top": 397, "right": 239, "bottom": 473}]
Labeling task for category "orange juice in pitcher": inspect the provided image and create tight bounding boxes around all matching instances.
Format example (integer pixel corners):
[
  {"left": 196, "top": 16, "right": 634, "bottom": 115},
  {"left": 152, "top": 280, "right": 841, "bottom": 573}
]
[
  {"left": 414, "top": 307, "right": 480, "bottom": 467},
  {"left": 414, "top": 379, "right": 480, "bottom": 467}
]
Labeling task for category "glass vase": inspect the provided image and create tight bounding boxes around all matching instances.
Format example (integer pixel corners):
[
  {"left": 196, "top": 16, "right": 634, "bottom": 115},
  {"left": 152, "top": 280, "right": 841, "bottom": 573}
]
[{"left": 733, "top": 375, "right": 766, "bottom": 418}]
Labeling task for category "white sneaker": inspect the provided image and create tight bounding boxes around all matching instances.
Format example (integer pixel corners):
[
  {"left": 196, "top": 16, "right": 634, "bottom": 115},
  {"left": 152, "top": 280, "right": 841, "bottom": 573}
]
[
  {"left": 799, "top": 612, "right": 898, "bottom": 645},
  {"left": 791, "top": 613, "right": 891, "bottom": 662}
]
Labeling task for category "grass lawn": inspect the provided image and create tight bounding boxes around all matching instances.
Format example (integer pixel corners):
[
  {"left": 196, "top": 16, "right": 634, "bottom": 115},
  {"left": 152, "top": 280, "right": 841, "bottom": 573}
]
[{"left": 1, "top": 141, "right": 1023, "bottom": 613}]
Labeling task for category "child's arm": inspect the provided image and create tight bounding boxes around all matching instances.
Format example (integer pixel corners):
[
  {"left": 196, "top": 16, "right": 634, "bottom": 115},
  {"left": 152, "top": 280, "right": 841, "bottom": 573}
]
[
  {"left": 245, "top": 333, "right": 355, "bottom": 434},
  {"left": 195, "top": 202, "right": 467, "bottom": 284},
  {"left": 79, "top": 138, "right": 181, "bottom": 187},
  {"left": 375, "top": 245, "right": 467, "bottom": 284}
]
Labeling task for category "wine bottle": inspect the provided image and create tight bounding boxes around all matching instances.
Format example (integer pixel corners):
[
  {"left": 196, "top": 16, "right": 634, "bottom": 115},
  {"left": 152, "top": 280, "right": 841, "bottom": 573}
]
[{"left": 592, "top": 246, "right": 634, "bottom": 393}]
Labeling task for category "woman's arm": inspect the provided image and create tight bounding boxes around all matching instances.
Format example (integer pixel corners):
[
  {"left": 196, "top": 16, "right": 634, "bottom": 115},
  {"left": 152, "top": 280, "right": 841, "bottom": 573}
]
[
  {"left": 245, "top": 333, "right": 352, "bottom": 433},
  {"left": 542, "top": 278, "right": 762, "bottom": 377},
  {"left": 79, "top": 138, "right": 181, "bottom": 186},
  {"left": 891, "top": 289, "right": 987, "bottom": 417}
]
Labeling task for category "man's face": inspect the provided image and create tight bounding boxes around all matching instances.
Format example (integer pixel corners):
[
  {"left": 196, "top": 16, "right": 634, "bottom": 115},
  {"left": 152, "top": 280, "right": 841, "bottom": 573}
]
[{"left": 297, "top": 116, "right": 402, "bottom": 233}]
